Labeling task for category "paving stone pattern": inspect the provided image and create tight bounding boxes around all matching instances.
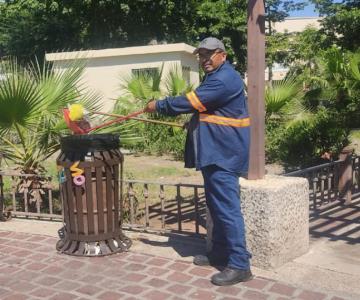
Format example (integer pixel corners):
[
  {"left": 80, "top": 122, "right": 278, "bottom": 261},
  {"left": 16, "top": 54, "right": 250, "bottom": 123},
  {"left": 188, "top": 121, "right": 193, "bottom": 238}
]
[{"left": 0, "top": 231, "right": 351, "bottom": 300}]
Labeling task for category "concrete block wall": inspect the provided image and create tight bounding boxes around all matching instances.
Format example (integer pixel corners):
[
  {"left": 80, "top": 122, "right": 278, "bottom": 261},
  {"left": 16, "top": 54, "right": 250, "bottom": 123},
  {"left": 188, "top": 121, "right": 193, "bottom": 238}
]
[{"left": 207, "top": 175, "right": 309, "bottom": 269}]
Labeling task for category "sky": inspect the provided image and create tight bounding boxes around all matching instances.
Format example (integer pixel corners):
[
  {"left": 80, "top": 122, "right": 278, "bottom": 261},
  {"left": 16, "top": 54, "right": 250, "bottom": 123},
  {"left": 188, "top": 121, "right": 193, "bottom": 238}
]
[{"left": 288, "top": 2, "right": 319, "bottom": 17}]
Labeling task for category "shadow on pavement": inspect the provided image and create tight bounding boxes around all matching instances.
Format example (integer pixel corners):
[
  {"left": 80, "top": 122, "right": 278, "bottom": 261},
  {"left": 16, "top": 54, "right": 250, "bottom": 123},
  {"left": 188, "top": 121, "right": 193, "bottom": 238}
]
[
  {"left": 309, "top": 197, "right": 360, "bottom": 244},
  {"left": 137, "top": 233, "right": 206, "bottom": 258}
]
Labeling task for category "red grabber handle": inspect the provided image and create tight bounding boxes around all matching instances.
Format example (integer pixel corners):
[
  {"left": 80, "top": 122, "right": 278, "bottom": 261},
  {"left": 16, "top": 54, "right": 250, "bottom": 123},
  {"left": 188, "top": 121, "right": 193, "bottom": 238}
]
[
  {"left": 85, "top": 109, "right": 145, "bottom": 133},
  {"left": 63, "top": 108, "right": 86, "bottom": 134}
]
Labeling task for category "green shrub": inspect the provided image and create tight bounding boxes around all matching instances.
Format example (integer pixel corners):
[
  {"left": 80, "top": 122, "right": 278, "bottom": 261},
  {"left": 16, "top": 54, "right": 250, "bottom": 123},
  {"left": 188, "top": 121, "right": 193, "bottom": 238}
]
[
  {"left": 265, "top": 119, "right": 285, "bottom": 164},
  {"left": 122, "top": 116, "right": 186, "bottom": 159},
  {"left": 268, "top": 108, "right": 349, "bottom": 168}
]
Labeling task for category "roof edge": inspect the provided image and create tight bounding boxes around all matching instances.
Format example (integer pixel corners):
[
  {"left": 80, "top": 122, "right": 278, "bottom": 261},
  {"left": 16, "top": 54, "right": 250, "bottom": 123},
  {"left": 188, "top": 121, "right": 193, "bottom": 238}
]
[{"left": 45, "top": 43, "right": 195, "bottom": 61}]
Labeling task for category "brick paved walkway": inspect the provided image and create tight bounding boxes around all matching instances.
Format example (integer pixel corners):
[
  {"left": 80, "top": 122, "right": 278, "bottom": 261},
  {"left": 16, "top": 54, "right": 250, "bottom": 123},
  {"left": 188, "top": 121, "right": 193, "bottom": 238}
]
[{"left": 0, "top": 231, "right": 351, "bottom": 300}]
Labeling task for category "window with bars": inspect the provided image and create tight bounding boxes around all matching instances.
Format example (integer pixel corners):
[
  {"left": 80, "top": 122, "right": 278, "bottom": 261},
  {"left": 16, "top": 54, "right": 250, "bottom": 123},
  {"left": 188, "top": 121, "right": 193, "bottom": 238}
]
[{"left": 131, "top": 67, "right": 159, "bottom": 77}]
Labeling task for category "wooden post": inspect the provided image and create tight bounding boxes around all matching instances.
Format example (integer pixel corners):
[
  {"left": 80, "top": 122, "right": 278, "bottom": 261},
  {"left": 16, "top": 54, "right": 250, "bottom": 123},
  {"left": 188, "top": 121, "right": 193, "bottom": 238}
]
[
  {"left": 338, "top": 147, "right": 353, "bottom": 204},
  {"left": 247, "top": 0, "right": 266, "bottom": 180}
]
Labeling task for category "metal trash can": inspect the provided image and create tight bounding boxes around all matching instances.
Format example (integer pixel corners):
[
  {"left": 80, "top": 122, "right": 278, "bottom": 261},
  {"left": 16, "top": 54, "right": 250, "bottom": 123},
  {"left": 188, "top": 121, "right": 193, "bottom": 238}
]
[{"left": 56, "top": 134, "right": 131, "bottom": 256}]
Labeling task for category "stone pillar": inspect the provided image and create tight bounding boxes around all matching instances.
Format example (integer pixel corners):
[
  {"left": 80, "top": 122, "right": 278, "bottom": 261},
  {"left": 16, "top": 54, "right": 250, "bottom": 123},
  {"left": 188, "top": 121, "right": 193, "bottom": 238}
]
[{"left": 206, "top": 175, "right": 309, "bottom": 269}]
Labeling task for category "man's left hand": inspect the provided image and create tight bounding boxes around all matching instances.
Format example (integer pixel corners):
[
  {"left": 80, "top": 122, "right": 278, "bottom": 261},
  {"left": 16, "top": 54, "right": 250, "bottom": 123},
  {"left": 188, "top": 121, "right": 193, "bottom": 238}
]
[{"left": 144, "top": 100, "right": 157, "bottom": 113}]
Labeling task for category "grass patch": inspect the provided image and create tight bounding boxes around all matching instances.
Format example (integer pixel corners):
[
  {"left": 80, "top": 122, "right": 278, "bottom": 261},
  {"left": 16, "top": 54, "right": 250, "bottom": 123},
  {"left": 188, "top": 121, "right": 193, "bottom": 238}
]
[
  {"left": 123, "top": 153, "right": 199, "bottom": 182},
  {"left": 350, "top": 129, "right": 360, "bottom": 140},
  {"left": 122, "top": 154, "right": 202, "bottom": 207},
  {"left": 124, "top": 166, "right": 194, "bottom": 181}
]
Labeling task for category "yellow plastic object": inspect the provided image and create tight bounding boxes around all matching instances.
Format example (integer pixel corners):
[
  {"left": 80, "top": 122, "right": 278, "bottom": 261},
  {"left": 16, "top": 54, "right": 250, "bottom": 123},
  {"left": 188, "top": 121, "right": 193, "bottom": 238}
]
[{"left": 68, "top": 104, "right": 84, "bottom": 121}]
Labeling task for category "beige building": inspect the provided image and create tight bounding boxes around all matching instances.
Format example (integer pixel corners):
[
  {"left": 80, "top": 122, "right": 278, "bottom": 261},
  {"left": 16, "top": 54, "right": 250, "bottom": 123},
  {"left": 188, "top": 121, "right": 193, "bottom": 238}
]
[
  {"left": 272, "top": 16, "right": 323, "bottom": 34},
  {"left": 45, "top": 43, "right": 199, "bottom": 111}
]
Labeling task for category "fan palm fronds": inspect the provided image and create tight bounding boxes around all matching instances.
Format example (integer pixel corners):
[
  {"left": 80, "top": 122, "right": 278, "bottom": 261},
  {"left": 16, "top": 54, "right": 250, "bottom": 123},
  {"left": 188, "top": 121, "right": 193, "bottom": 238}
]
[
  {"left": 265, "top": 76, "right": 303, "bottom": 121},
  {"left": 164, "top": 64, "right": 193, "bottom": 97},
  {"left": 349, "top": 52, "right": 360, "bottom": 81},
  {"left": 0, "top": 58, "right": 103, "bottom": 173},
  {"left": 0, "top": 59, "right": 43, "bottom": 134},
  {"left": 119, "top": 65, "right": 164, "bottom": 104}
]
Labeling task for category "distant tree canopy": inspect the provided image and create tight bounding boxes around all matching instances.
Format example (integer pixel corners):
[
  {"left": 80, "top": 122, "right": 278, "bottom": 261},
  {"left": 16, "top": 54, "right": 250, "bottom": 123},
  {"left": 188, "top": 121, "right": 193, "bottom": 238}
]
[
  {"left": 0, "top": 0, "right": 311, "bottom": 73},
  {"left": 267, "top": 0, "right": 360, "bottom": 73},
  {"left": 264, "top": 0, "right": 306, "bottom": 81},
  {"left": 0, "top": 1, "right": 195, "bottom": 60},
  {"left": 0, "top": 0, "right": 248, "bottom": 71},
  {"left": 0, "top": 0, "right": 359, "bottom": 73},
  {"left": 311, "top": 0, "right": 360, "bottom": 50}
]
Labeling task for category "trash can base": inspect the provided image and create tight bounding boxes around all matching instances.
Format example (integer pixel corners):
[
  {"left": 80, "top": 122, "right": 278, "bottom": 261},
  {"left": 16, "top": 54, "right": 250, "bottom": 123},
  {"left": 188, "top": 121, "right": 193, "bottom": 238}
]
[{"left": 56, "top": 233, "right": 131, "bottom": 257}]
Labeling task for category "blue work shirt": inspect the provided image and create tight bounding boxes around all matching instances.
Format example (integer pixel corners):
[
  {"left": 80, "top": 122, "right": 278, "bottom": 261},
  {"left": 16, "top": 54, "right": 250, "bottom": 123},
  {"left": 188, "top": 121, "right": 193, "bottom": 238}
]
[{"left": 155, "top": 61, "right": 250, "bottom": 174}]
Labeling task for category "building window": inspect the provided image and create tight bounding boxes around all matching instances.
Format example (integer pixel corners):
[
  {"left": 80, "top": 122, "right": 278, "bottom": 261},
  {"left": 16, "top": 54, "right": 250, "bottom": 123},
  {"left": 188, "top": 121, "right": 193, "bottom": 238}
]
[
  {"left": 132, "top": 67, "right": 159, "bottom": 77},
  {"left": 182, "top": 66, "right": 191, "bottom": 84}
]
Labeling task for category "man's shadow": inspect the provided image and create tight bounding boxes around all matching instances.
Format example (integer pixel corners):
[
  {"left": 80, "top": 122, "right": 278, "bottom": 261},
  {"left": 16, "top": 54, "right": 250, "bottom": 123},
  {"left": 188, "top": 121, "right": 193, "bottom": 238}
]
[{"left": 137, "top": 233, "right": 206, "bottom": 258}]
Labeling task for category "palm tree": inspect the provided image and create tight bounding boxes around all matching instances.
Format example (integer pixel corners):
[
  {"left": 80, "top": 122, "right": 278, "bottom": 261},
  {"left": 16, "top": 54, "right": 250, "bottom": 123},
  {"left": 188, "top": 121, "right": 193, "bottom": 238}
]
[
  {"left": 117, "top": 64, "right": 164, "bottom": 108},
  {"left": 348, "top": 51, "right": 360, "bottom": 87},
  {"left": 116, "top": 63, "right": 193, "bottom": 109},
  {"left": 302, "top": 47, "right": 360, "bottom": 128},
  {"left": 0, "top": 57, "right": 142, "bottom": 173},
  {"left": 0, "top": 58, "right": 101, "bottom": 174},
  {"left": 266, "top": 48, "right": 360, "bottom": 167},
  {"left": 164, "top": 64, "right": 193, "bottom": 97},
  {"left": 114, "top": 63, "right": 193, "bottom": 157},
  {"left": 0, "top": 58, "right": 143, "bottom": 207}
]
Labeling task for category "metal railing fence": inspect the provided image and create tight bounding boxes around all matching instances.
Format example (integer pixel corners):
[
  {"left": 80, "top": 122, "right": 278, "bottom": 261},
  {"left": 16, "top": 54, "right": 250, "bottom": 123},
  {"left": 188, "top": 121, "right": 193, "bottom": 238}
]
[
  {"left": 0, "top": 171, "right": 206, "bottom": 236},
  {"left": 1, "top": 154, "right": 359, "bottom": 233},
  {"left": 285, "top": 154, "right": 360, "bottom": 211},
  {"left": 121, "top": 179, "right": 206, "bottom": 236},
  {"left": 0, "top": 171, "right": 60, "bottom": 220}
]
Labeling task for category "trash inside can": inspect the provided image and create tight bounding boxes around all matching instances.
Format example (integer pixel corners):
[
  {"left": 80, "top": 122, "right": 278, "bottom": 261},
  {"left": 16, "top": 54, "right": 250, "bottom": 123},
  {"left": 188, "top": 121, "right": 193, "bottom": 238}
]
[{"left": 56, "top": 134, "right": 131, "bottom": 256}]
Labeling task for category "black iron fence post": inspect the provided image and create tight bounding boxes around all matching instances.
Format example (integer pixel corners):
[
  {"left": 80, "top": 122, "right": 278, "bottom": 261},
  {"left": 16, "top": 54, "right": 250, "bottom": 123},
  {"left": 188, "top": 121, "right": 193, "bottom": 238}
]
[
  {"left": 338, "top": 147, "right": 353, "bottom": 204},
  {"left": 0, "top": 155, "right": 2, "bottom": 213},
  {"left": 0, "top": 173, "right": 5, "bottom": 221}
]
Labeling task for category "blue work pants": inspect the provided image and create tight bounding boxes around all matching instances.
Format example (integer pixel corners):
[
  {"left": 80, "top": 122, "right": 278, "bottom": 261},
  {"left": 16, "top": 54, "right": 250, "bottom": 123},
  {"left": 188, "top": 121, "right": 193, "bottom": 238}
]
[{"left": 201, "top": 164, "right": 251, "bottom": 270}]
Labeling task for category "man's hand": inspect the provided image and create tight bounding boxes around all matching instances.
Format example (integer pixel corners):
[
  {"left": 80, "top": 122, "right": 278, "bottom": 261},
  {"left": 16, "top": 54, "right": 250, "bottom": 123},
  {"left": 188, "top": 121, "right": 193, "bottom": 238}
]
[
  {"left": 182, "top": 121, "right": 190, "bottom": 130},
  {"left": 144, "top": 100, "right": 157, "bottom": 113}
]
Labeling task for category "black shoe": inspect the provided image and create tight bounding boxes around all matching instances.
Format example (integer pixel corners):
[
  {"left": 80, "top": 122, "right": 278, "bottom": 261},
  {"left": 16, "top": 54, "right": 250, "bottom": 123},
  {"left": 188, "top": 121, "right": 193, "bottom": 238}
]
[
  {"left": 193, "top": 254, "right": 227, "bottom": 266},
  {"left": 211, "top": 267, "right": 253, "bottom": 286}
]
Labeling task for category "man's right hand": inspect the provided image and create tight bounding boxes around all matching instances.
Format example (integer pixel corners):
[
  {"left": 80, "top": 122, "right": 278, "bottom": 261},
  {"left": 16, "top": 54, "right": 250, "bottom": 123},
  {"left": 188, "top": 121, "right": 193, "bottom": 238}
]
[
  {"left": 144, "top": 100, "right": 157, "bottom": 113},
  {"left": 182, "top": 121, "right": 190, "bottom": 130}
]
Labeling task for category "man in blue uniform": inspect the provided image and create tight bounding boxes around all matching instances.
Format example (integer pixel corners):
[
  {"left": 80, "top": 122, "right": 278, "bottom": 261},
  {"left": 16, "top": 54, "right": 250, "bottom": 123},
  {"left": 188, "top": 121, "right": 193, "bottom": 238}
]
[{"left": 144, "top": 37, "right": 252, "bottom": 286}]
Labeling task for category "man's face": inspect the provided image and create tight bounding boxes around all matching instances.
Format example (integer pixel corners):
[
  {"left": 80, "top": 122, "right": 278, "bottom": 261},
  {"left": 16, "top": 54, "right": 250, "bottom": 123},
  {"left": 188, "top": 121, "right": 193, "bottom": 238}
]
[{"left": 198, "top": 49, "right": 226, "bottom": 73}]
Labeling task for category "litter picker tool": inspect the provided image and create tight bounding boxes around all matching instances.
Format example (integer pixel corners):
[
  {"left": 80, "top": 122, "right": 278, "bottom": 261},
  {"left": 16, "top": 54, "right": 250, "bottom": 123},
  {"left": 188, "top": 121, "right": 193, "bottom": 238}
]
[
  {"left": 63, "top": 106, "right": 183, "bottom": 135},
  {"left": 63, "top": 108, "right": 145, "bottom": 134},
  {"left": 89, "top": 110, "right": 183, "bottom": 128}
]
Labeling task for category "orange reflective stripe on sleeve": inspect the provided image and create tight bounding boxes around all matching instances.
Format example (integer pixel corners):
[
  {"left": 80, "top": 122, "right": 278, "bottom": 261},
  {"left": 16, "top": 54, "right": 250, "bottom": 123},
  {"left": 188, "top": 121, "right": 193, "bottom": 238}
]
[
  {"left": 186, "top": 91, "right": 207, "bottom": 112},
  {"left": 200, "top": 114, "right": 250, "bottom": 127}
]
